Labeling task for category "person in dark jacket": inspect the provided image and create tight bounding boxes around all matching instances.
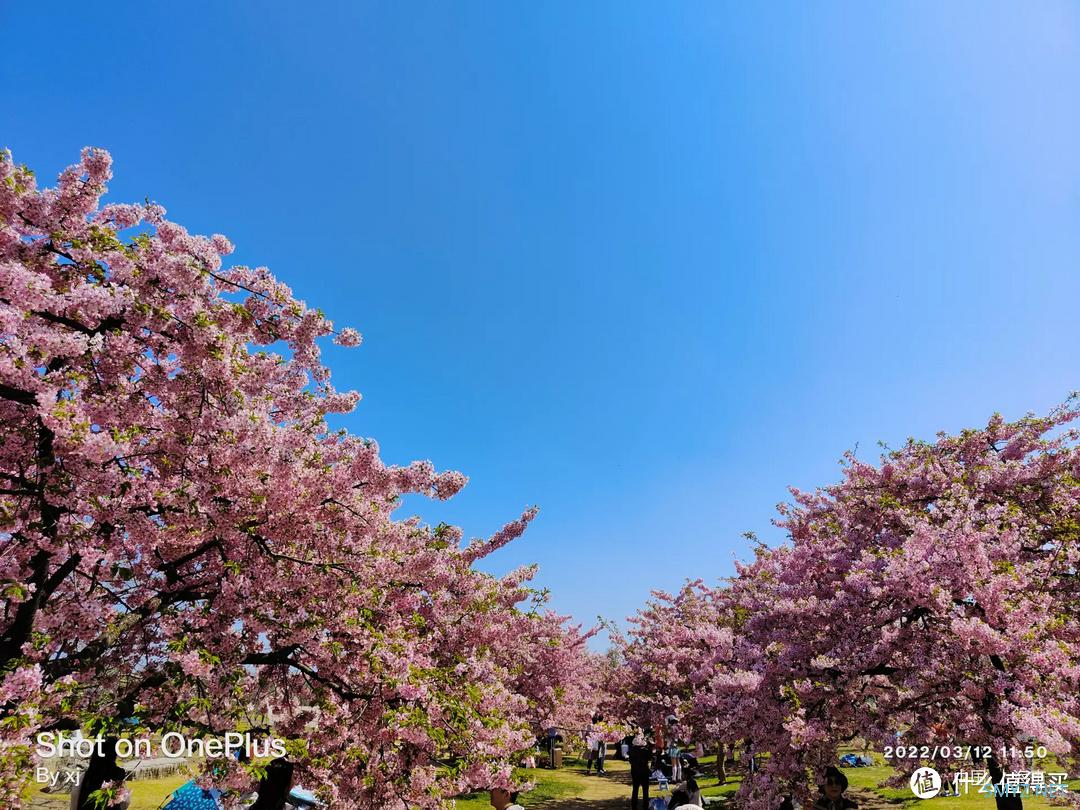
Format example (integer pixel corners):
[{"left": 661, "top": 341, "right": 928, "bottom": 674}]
[
  {"left": 668, "top": 788, "right": 692, "bottom": 809},
  {"left": 628, "top": 731, "right": 653, "bottom": 810},
  {"left": 813, "top": 766, "right": 857, "bottom": 810}
]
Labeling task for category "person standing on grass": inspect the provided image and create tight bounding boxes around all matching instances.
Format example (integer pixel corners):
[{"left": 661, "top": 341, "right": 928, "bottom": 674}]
[
  {"left": 667, "top": 741, "right": 682, "bottom": 783},
  {"left": 545, "top": 726, "right": 562, "bottom": 769},
  {"left": 585, "top": 713, "right": 607, "bottom": 775},
  {"left": 629, "top": 730, "right": 653, "bottom": 810},
  {"left": 490, "top": 787, "right": 525, "bottom": 810}
]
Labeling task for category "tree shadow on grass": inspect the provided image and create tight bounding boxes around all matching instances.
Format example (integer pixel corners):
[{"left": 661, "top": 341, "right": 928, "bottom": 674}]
[
  {"left": 25, "top": 794, "right": 68, "bottom": 810},
  {"left": 522, "top": 766, "right": 631, "bottom": 809},
  {"left": 849, "top": 787, "right": 909, "bottom": 809},
  {"left": 528, "top": 800, "right": 629, "bottom": 810},
  {"left": 524, "top": 768, "right": 709, "bottom": 810}
]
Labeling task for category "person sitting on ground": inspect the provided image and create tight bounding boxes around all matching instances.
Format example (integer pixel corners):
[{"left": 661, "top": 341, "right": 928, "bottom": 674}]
[
  {"left": 489, "top": 787, "right": 524, "bottom": 810},
  {"left": 667, "top": 788, "right": 692, "bottom": 809},
  {"left": 679, "top": 776, "right": 702, "bottom": 806},
  {"left": 652, "top": 748, "right": 671, "bottom": 780},
  {"left": 813, "top": 766, "right": 857, "bottom": 810}
]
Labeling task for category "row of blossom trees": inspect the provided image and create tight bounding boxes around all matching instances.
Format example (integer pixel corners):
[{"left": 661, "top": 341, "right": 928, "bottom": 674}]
[
  {"left": 0, "top": 149, "right": 598, "bottom": 808},
  {"left": 5, "top": 148, "right": 1076, "bottom": 810},
  {"left": 614, "top": 408, "right": 1080, "bottom": 809}
]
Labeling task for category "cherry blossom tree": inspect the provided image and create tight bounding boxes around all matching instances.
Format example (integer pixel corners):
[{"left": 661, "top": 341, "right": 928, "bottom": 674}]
[
  {"left": 0, "top": 148, "right": 569, "bottom": 807},
  {"left": 642, "top": 408, "right": 1080, "bottom": 810},
  {"left": 587, "top": 647, "right": 627, "bottom": 739},
  {"left": 733, "top": 406, "right": 1080, "bottom": 808},
  {"left": 615, "top": 581, "right": 761, "bottom": 781},
  {"left": 496, "top": 610, "right": 595, "bottom": 738}
]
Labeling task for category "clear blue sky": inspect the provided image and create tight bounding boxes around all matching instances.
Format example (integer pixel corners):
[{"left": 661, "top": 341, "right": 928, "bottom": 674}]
[{"left": 4, "top": 2, "right": 1079, "bottom": 647}]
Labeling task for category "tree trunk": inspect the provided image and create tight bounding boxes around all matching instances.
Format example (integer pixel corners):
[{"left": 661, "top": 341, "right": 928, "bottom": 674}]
[
  {"left": 73, "top": 738, "right": 124, "bottom": 810},
  {"left": 716, "top": 742, "right": 727, "bottom": 783},
  {"left": 987, "top": 754, "right": 1023, "bottom": 810}
]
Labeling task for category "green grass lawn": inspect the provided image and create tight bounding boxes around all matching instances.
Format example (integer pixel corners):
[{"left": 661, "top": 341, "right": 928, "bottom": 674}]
[
  {"left": 22, "top": 749, "right": 1077, "bottom": 809},
  {"left": 23, "top": 773, "right": 189, "bottom": 810},
  {"left": 844, "top": 763, "right": 1080, "bottom": 810},
  {"left": 448, "top": 750, "right": 1076, "bottom": 810},
  {"left": 449, "top": 755, "right": 608, "bottom": 809},
  {"left": 128, "top": 774, "right": 190, "bottom": 809},
  {"left": 450, "top": 770, "right": 578, "bottom": 809},
  {"left": 448, "top": 751, "right": 746, "bottom": 809},
  {"left": 839, "top": 750, "right": 1080, "bottom": 810},
  {"left": 693, "top": 754, "right": 744, "bottom": 807}
]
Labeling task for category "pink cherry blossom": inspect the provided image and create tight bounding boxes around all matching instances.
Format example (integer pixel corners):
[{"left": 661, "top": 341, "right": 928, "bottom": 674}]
[{"left": 0, "top": 149, "right": 591, "bottom": 808}]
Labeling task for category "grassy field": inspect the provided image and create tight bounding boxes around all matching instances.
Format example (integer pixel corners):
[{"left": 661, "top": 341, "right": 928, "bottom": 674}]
[
  {"left": 450, "top": 758, "right": 598, "bottom": 809},
  {"left": 842, "top": 761, "right": 1080, "bottom": 810},
  {"left": 834, "top": 742, "right": 1080, "bottom": 810},
  {"left": 449, "top": 750, "right": 1079, "bottom": 810},
  {"left": 453, "top": 753, "right": 743, "bottom": 808},
  {"left": 24, "top": 773, "right": 189, "bottom": 810},
  {"left": 23, "top": 749, "right": 1079, "bottom": 809}
]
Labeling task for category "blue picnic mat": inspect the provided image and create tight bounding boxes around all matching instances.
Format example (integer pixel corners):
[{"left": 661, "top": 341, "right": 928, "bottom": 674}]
[{"left": 161, "top": 780, "right": 222, "bottom": 810}]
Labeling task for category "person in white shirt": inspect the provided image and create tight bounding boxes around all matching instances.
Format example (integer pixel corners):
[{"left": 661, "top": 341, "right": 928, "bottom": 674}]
[{"left": 584, "top": 713, "right": 607, "bottom": 774}]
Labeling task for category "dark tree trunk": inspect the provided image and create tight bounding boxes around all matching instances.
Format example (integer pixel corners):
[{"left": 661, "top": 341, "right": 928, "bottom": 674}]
[
  {"left": 717, "top": 742, "right": 727, "bottom": 783},
  {"left": 74, "top": 738, "right": 125, "bottom": 810},
  {"left": 986, "top": 754, "right": 1023, "bottom": 810}
]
